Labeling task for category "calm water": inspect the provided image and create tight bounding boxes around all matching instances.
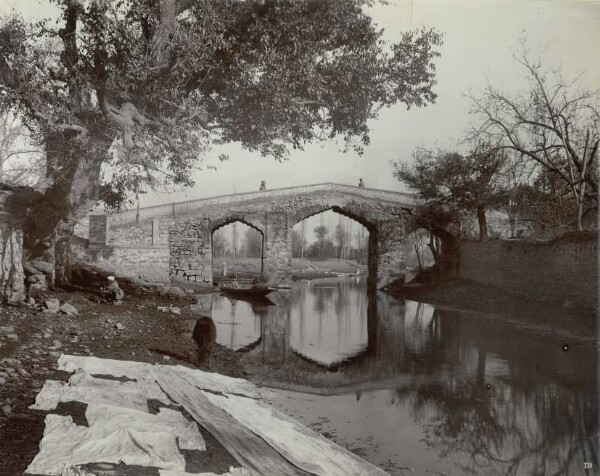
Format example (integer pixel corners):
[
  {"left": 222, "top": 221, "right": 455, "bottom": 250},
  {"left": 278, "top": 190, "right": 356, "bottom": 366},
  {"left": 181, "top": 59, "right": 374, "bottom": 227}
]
[{"left": 197, "top": 277, "right": 599, "bottom": 476}]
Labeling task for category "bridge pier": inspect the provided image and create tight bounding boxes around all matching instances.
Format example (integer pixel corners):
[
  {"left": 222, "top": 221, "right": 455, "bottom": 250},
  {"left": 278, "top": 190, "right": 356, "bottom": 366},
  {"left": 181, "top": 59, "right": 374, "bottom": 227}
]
[
  {"left": 375, "top": 217, "right": 407, "bottom": 288},
  {"left": 262, "top": 212, "right": 293, "bottom": 286}
]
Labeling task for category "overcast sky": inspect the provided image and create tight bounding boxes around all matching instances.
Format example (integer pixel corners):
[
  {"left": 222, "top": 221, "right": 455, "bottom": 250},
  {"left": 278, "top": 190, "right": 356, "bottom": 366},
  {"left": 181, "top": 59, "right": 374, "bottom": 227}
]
[{"left": 2, "top": 0, "right": 599, "bottom": 209}]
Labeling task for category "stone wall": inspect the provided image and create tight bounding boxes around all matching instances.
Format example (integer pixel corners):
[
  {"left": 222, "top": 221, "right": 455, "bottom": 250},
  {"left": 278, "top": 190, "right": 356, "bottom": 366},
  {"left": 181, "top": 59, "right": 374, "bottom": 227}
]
[
  {"left": 459, "top": 238, "right": 598, "bottom": 309},
  {"left": 86, "top": 244, "right": 170, "bottom": 282}
]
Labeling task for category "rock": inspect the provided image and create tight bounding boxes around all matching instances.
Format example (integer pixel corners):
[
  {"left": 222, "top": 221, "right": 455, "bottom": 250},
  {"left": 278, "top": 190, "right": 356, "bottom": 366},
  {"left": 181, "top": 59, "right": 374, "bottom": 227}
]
[
  {"left": 6, "top": 334, "right": 18, "bottom": 341},
  {"left": 0, "top": 326, "right": 15, "bottom": 334},
  {"left": 49, "top": 351, "right": 61, "bottom": 358},
  {"left": 59, "top": 303, "right": 79, "bottom": 316},
  {"left": 31, "top": 259, "right": 54, "bottom": 275},
  {"left": 162, "top": 355, "right": 170, "bottom": 361},
  {"left": 162, "top": 286, "right": 185, "bottom": 298},
  {"left": 28, "top": 283, "right": 44, "bottom": 295},
  {"left": 51, "top": 339, "right": 62, "bottom": 349},
  {"left": 0, "top": 377, "right": 5, "bottom": 385},
  {"left": 157, "top": 305, "right": 181, "bottom": 315},
  {"left": 184, "top": 288, "right": 195, "bottom": 296},
  {"left": 23, "top": 262, "right": 39, "bottom": 275},
  {"left": 2, "top": 358, "right": 21, "bottom": 367},
  {"left": 44, "top": 298, "right": 61, "bottom": 313},
  {"left": 2, "top": 404, "right": 12, "bottom": 416},
  {"left": 114, "top": 323, "right": 124, "bottom": 330}
]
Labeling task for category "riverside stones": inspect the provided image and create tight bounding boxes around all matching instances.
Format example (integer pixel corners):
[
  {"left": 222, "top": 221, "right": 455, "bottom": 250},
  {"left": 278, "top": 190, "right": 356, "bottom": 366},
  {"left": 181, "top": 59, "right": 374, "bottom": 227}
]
[
  {"left": 60, "top": 303, "right": 79, "bottom": 316},
  {"left": 44, "top": 299, "right": 61, "bottom": 313}
]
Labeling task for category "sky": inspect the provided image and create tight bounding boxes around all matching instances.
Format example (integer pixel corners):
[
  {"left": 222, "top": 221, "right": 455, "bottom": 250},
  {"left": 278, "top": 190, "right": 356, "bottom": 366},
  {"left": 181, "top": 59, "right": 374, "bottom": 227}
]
[{"left": 1, "top": 0, "right": 599, "bottom": 209}]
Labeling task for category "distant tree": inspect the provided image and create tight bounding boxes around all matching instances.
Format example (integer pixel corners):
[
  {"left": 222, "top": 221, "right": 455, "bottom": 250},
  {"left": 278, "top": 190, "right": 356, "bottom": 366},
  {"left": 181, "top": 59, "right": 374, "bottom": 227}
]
[
  {"left": 242, "top": 227, "right": 262, "bottom": 258},
  {"left": 0, "top": 0, "right": 443, "bottom": 285},
  {"left": 231, "top": 222, "right": 239, "bottom": 258},
  {"left": 212, "top": 230, "right": 228, "bottom": 258},
  {"left": 335, "top": 222, "right": 350, "bottom": 260},
  {"left": 306, "top": 237, "right": 335, "bottom": 260},
  {"left": 470, "top": 51, "right": 598, "bottom": 231},
  {"left": 353, "top": 226, "right": 368, "bottom": 263},
  {"left": 393, "top": 143, "right": 508, "bottom": 241},
  {"left": 314, "top": 225, "right": 329, "bottom": 260}
]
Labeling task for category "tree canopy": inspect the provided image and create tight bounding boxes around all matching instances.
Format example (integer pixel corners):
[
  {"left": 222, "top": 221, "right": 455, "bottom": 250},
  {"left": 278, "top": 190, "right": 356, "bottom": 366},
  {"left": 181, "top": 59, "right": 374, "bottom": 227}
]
[
  {"left": 393, "top": 143, "right": 508, "bottom": 240},
  {"left": 0, "top": 0, "right": 442, "bottom": 267}
]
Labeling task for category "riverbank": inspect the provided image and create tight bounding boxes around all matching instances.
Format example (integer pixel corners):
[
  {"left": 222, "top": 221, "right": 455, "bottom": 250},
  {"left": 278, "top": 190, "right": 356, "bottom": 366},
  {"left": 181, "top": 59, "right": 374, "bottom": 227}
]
[
  {"left": 212, "top": 257, "right": 366, "bottom": 280},
  {"left": 0, "top": 287, "right": 246, "bottom": 475},
  {"left": 384, "top": 277, "right": 597, "bottom": 341}
]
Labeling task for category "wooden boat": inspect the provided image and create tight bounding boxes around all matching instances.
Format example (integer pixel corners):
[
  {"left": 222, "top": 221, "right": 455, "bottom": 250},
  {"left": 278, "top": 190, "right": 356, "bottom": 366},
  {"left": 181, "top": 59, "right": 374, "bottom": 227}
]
[{"left": 220, "top": 285, "right": 274, "bottom": 298}]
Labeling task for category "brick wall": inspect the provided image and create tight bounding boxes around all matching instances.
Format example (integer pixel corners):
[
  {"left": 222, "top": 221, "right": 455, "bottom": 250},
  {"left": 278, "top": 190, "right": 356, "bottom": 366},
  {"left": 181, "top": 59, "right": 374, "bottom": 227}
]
[{"left": 460, "top": 239, "right": 598, "bottom": 309}]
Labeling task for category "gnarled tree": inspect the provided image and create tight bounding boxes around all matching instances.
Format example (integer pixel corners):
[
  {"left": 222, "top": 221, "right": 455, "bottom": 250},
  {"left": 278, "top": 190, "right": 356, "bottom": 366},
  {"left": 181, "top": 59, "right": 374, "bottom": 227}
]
[
  {"left": 470, "top": 52, "right": 598, "bottom": 232},
  {"left": 0, "top": 0, "right": 442, "bottom": 287}
]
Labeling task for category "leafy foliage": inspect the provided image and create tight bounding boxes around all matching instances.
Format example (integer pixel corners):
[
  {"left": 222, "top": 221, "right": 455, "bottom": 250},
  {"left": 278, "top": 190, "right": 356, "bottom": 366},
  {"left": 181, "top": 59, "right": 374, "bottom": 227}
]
[
  {"left": 0, "top": 0, "right": 443, "bottom": 202},
  {"left": 393, "top": 144, "right": 508, "bottom": 240}
]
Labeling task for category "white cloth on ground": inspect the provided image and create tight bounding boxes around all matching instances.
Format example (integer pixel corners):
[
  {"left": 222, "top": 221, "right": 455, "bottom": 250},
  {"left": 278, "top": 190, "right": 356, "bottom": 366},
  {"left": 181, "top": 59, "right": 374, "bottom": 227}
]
[
  {"left": 58, "top": 354, "right": 270, "bottom": 398},
  {"left": 26, "top": 414, "right": 185, "bottom": 475},
  {"left": 160, "top": 468, "right": 250, "bottom": 476},
  {"left": 85, "top": 404, "right": 205, "bottom": 451}
]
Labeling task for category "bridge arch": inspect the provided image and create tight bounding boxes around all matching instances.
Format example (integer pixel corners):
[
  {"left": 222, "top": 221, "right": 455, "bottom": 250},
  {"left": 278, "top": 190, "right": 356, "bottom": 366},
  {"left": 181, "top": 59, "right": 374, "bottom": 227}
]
[
  {"left": 290, "top": 206, "right": 378, "bottom": 285},
  {"left": 211, "top": 218, "right": 265, "bottom": 277}
]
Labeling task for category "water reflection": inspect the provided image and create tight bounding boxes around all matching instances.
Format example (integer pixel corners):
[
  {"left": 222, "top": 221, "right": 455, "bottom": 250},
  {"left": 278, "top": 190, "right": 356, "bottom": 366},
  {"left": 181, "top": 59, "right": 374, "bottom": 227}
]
[
  {"left": 209, "top": 297, "right": 262, "bottom": 351},
  {"left": 289, "top": 279, "right": 369, "bottom": 366},
  {"left": 200, "top": 277, "right": 598, "bottom": 475}
]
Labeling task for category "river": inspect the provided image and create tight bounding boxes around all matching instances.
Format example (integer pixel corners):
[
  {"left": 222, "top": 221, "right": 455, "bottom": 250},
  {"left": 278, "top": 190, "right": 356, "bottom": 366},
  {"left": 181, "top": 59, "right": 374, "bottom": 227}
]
[{"left": 201, "top": 277, "right": 598, "bottom": 475}]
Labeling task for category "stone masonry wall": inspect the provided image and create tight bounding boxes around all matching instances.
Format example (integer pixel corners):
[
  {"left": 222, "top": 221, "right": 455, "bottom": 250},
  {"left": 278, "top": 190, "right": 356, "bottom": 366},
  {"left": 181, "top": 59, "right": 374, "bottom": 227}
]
[
  {"left": 87, "top": 244, "right": 170, "bottom": 282},
  {"left": 88, "top": 184, "right": 417, "bottom": 287},
  {"left": 460, "top": 239, "right": 598, "bottom": 309}
]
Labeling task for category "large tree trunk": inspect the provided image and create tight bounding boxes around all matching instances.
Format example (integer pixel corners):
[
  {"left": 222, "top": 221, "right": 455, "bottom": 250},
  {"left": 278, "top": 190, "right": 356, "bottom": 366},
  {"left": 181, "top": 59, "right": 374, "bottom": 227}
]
[
  {"left": 0, "top": 223, "right": 25, "bottom": 304},
  {"left": 23, "top": 129, "right": 111, "bottom": 286},
  {"left": 476, "top": 205, "right": 488, "bottom": 241}
]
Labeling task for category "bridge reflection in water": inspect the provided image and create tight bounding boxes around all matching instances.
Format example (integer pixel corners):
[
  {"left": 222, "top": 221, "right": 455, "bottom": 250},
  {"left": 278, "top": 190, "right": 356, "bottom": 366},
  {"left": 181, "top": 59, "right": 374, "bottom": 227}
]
[{"left": 203, "top": 277, "right": 598, "bottom": 476}]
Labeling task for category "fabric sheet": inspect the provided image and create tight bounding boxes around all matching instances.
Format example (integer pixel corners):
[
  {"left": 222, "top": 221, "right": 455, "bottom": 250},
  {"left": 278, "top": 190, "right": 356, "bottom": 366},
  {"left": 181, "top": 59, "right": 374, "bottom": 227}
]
[
  {"left": 85, "top": 404, "right": 205, "bottom": 451},
  {"left": 26, "top": 414, "right": 185, "bottom": 475}
]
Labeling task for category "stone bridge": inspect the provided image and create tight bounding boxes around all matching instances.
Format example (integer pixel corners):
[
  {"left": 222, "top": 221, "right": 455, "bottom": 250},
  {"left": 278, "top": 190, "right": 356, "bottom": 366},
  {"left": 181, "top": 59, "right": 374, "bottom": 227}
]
[{"left": 87, "top": 183, "right": 418, "bottom": 288}]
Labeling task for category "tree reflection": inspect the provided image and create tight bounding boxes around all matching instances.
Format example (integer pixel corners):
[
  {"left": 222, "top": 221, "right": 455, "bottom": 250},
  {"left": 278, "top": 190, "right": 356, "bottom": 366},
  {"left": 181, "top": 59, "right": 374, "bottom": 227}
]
[{"left": 391, "top": 338, "right": 598, "bottom": 475}]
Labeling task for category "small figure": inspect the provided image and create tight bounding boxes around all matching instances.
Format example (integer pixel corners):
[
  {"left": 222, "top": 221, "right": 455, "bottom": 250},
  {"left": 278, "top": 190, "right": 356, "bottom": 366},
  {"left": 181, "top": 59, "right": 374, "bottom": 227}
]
[
  {"left": 101, "top": 276, "right": 124, "bottom": 304},
  {"left": 259, "top": 180, "right": 266, "bottom": 191},
  {"left": 358, "top": 178, "right": 364, "bottom": 188}
]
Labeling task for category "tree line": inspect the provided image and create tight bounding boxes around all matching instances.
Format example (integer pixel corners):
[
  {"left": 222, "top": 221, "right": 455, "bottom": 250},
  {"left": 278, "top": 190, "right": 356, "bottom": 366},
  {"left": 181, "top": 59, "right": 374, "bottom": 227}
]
[
  {"left": 291, "top": 223, "right": 368, "bottom": 262},
  {"left": 212, "top": 224, "right": 262, "bottom": 259}
]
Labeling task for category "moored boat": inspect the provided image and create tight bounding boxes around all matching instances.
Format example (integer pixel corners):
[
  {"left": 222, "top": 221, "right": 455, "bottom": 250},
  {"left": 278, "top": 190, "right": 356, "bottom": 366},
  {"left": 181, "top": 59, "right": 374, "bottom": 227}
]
[{"left": 220, "top": 286, "right": 274, "bottom": 297}]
